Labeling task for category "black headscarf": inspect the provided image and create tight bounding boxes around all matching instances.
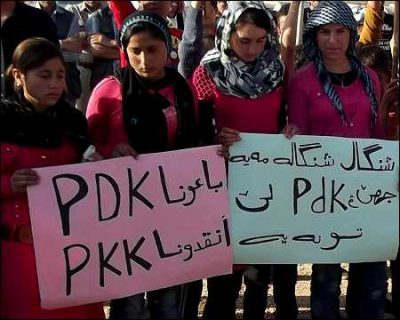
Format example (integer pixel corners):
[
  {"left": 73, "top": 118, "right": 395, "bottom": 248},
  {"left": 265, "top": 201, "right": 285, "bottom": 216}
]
[{"left": 0, "top": 93, "right": 90, "bottom": 154}]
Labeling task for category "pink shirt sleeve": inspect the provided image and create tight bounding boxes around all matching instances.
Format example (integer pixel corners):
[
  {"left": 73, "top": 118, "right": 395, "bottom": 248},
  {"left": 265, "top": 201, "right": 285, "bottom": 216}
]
[{"left": 86, "top": 77, "right": 128, "bottom": 158}]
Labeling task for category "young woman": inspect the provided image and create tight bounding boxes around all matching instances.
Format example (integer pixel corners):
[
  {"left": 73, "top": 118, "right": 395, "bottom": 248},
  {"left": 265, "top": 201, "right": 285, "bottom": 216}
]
[
  {"left": 0, "top": 37, "right": 104, "bottom": 319},
  {"left": 191, "top": 2, "right": 299, "bottom": 320},
  {"left": 86, "top": 11, "right": 200, "bottom": 319},
  {"left": 287, "top": 2, "right": 386, "bottom": 319}
]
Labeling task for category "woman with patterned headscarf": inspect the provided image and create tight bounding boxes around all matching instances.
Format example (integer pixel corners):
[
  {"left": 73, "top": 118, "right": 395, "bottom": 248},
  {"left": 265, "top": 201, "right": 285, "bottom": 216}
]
[
  {"left": 287, "top": 1, "right": 386, "bottom": 319},
  {"left": 192, "top": 1, "right": 300, "bottom": 320}
]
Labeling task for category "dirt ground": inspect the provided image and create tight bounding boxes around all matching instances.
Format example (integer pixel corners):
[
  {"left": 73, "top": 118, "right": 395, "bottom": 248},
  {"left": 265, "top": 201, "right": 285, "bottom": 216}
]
[
  {"left": 104, "top": 263, "right": 394, "bottom": 319},
  {"left": 198, "top": 263, "right": 394, "bottom": 319}
]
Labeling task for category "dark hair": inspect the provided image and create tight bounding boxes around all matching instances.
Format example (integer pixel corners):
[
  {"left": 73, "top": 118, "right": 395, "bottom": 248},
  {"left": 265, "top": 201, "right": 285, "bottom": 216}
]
[
  {"left": 6, "top": 37, "right": 64, "bottom": 90},
  {"left": 357, "top": 44, "right": 391, "bottom": 75},
  {"left": 236, "top": 8, "right": 271, "bottom": 32},
  {"left": 121, "top": 22, "right": 167, "bottom": 50}
]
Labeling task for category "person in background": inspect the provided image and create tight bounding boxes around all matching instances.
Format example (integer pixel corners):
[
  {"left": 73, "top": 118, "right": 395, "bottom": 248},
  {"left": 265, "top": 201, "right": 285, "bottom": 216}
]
[
  {"left": 168, "top": 1, "right": 185, "bottom": 30},
  {"left": 86, "top": 5, "right": 120, "bottom": 92},
  {"left": 288, "top": 2, "right": 386, "bottom": 319},
  {"left": 0, "top": 37, "right": 104, "bottom": 319},
  {"left": 212, "top": 0, "right": 227, "bottom": 21},
  {"left": 275, "top": 3, "right": 290, "bottom": 41},
  {"left": 1, "top": 0, "right": 58, "bottom": 99},
  {"left": 66, "top": 1, "right": 105, "bottom": 30},
  {"left": 357, "top": 1, "right": 394, "bottom": 62},
  {"left": 203, "top": 2, "right": 218, "bottom": 53},
  {"left": 32, "top": 1, "right": 85, "bottom": 107},
  {"left": 86, "top": 11, "right": 201, "bottom": 320},
  {"left": 358, "top": 44, "right": 398, "bottom": 139},
  {"left": 202, "top": 1, "right": 218, "bottom": 37},
  {"left": 108, "top": 1, "right": 182, "bottom": 68},
  {"left": 303, "top": 1, "right": 319, "bottom": 25},
  {"left": 191, "top": 2, "right": 299, "bottom": 319},
  {"left": 178, "top": 1, "right": 212, "bottom": 79},
  {"left": 66, "top": 1, "right": 105, "bottom": 113}
]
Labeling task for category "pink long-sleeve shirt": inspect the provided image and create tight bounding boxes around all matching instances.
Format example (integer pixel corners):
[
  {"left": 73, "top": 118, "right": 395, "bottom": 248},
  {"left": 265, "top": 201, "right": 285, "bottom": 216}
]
[{"left": 287, "top": 63, "right": 384, "bottom": 139}]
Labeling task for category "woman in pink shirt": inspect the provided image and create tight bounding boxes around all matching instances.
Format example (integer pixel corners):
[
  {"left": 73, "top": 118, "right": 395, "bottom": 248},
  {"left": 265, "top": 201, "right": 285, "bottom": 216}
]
[
  {"left": 1, "top": 37, "right": 104, "bottom": 320},
  {"left": 86, "top": 11, "right": 199, "bottom": 320},
  {"left": 287, "top": 2, "right": 385, "bottom": 320}
]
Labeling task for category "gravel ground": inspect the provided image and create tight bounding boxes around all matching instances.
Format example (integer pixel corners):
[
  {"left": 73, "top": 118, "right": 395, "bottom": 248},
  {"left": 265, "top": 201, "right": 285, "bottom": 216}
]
[{"left": 104, "top": 263, "right": 394, "bottom": 319}]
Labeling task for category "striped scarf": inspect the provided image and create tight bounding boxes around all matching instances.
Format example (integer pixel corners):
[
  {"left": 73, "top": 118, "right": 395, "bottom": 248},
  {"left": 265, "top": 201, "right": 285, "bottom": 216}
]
[
  {"left": 201, "top": 1, "right": 284, "bottom": 100},
  {"left": 303, "top": 1, "right": 379, "bottom": 126}
]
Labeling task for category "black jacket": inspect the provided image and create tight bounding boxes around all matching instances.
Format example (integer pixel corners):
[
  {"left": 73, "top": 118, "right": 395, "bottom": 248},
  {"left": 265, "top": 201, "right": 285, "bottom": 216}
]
[{"left": 1, "top": 2, "right": 59, "bottom": 98}]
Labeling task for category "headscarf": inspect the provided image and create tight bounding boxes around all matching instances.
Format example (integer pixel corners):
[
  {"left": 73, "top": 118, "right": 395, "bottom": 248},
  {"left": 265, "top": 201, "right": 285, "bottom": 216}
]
[
  {"left": 201, "top": 1, "right": 285, "bottom": 100},
  {"left": 303, "top": 1, "right": 379, "bottom": 126},
  {"left": 117, "top": 11, "right": 198, "bottom": 153},
  {"left": 119, "top": 10, "right": 172, "bottom": 55},
  {"left": 0, "top": 92, "right": 90, "bottom": 154}
]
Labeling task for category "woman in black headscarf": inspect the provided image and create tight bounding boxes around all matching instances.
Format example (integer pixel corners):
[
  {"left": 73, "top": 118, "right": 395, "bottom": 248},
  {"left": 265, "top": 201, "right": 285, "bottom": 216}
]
[{"left": 86, "top": 11, "right": 201, "bottom": 320}]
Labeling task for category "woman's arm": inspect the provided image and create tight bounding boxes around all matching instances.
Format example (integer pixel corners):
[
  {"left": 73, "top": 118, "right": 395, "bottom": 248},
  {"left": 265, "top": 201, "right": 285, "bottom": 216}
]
[
  {"left": 86, "top": 78, "right": 123, "bottom": 158},
  {"left": 280, "top": 1, "right": 300, "bottom": 83},
  {"left": 178, "top": 1, "right": 205, "bottom": 79}
]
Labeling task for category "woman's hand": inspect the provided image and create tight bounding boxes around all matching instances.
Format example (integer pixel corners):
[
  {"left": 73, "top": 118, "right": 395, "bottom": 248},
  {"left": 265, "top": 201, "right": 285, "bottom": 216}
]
[
  {"left": 281, "top": 123, "right": 299, "bottom": 139},
  {"left": 10, "top": 168, "right": 39, "bottom": 194},
  {"left": 89, "top": 152, "right": 104, "bottom": 161},
  {"left": 381, "top": 79, "right": 399, "bottom": 114},
  {"left": 111, "top": 143, "right": 138, "bottom": 158},
  {"left": 215, "top": 127, "right": 240, "bottom": 159},
  {"left": 216, "top": 127, "right": 241, "bottom": 146}
]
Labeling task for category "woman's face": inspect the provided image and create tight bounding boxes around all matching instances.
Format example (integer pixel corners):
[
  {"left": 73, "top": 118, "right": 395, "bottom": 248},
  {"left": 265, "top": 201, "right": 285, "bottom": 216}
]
[
  {"left": 230, "top": 22, "right": 268, "bottom": 63},
  {"left": 14, "top": 57, "right": 66, "bottom": 112},
  {"left": 126, "top": 30, "right": 168, "bottom": 81},
  {"left": 316, "top": 23, "right": 351, "bottom": 63}
]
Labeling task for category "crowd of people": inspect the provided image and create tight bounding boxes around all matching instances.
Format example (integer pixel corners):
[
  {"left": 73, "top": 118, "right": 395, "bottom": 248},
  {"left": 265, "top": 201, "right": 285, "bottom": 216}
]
[{"left": 1, "top": 1, "right": 398, "bottom": 319}]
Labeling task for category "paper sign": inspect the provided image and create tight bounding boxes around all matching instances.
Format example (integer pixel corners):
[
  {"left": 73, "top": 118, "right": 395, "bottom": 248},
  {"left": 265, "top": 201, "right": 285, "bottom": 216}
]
[
  {"left": 28, "top": 146, "right": 231, "bottom": 309},
  {"left": 229, "top": 134, "right": 399, "bottom": 264}
]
